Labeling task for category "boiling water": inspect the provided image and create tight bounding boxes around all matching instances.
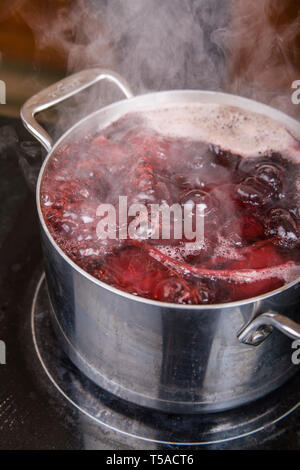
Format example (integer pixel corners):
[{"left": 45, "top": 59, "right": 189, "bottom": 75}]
[{"left": 40, "top": 103, "right": 300, "bottom": 304}]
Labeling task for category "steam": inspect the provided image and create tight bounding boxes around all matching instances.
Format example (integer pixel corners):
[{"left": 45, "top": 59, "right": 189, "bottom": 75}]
[
  {"left": 17, "top": 0, "right": 228, "bottom": 93},
  {"left": 14, "top": 0, "right": 300, "bottom": 122},
  {"left": 102, "top": 0, "right": 228, "bottom": 93},
  {"left": 225, "top": 0, "right": 300, "bottom": 117},
  {"left": 9, "top": 0, "right": 300, "bottom": 303},
  {"left": 12, "top": 0, "right": 300, "bottom": 196}
]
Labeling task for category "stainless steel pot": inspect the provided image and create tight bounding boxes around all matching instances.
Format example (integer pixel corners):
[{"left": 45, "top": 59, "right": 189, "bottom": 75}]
[{"left": 21, "top": 68, "right": 300, "bottom": 413}]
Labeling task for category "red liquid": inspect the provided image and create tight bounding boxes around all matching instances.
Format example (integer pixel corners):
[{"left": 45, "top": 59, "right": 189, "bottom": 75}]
[{"left": 40, "top": 116, "right": 300, "bottom": 304}]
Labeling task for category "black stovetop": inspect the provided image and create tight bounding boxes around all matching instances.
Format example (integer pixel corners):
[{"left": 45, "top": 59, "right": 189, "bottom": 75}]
[{"left": 0, "top": 114, "right": 300, "bottom": 450}]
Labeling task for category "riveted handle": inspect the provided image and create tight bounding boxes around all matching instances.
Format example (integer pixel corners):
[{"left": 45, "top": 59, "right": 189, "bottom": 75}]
[
  {"left": 20, "top": 68, "right": 134, "bottom": 152},
  {"left": 238, "top": 311, "right": 300, "bottom": 346}
]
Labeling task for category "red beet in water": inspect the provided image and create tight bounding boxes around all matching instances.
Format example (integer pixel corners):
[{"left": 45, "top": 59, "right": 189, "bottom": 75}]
[{"left": 40, "top": 106, "right": 300, "bottom": 304}]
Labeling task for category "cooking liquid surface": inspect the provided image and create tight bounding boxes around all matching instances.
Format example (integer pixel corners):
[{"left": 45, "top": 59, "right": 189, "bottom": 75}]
[{"left": 40, "top": 106, "right": 300, "bottom": 304}]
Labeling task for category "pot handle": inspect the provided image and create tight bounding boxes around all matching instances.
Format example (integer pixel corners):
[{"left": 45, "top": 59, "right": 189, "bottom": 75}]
[
  {"left": 20, "top": 68, "right": 134, "bottom": 152},
  {"left": 238, "top": 311, "right": 300, "bottom": 346}
]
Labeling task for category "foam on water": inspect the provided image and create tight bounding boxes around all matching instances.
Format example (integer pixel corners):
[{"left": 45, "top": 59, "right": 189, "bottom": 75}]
[{"left": 128, "top": 102, "right": 300, "bottom": 162}]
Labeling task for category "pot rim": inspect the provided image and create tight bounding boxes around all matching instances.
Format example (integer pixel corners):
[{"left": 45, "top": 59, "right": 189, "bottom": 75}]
[{"left": 36, "top": 89, "right": 300, "bottom": 310}]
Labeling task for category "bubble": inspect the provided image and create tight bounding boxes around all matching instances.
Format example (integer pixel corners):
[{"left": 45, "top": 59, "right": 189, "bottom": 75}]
[
  {"left": 154, "top": 278, "right": 195, "bottom": 304},
  {"left": 235, "top": 176, "right": 276, "bottom": 206},
  {"left": 195, "top": 281, "right": 215, "bottom": 304},
  {"left": 264, "top": 208, "right": 298, "bottom": 249},
  {"left": 180, "top": 189, "right": 218, "bottom": 217},
  {"left": 255, "top": 164, "right": 283, "bottom": 191}
]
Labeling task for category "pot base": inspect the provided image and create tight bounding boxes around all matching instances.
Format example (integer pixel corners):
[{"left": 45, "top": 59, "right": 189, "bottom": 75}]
[
  {"left": 31, "top": 273, "right": 300, "bottom": 446},
  {"left": 36, "top": 272, "right": 298, "bottom": 414}
]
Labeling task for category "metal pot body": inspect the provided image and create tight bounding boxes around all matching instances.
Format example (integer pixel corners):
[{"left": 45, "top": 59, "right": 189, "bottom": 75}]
[{"left": 21, "top": 69, "right": 300, "bottom": 413}]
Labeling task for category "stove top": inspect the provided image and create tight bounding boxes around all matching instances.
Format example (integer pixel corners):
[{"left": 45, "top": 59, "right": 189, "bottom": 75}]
[{"left": 1, "top": 115, "right": 300, "bottom": 450}]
